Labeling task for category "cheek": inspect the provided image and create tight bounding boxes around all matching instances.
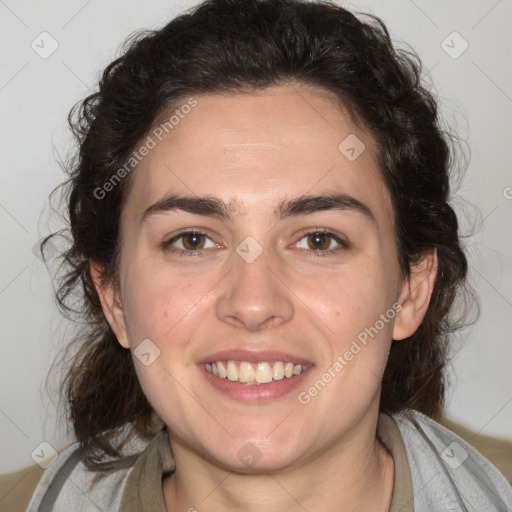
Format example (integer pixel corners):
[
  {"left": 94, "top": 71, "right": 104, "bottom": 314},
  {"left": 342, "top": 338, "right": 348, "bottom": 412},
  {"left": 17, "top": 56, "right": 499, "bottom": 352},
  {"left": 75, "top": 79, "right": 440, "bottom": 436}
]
[
  {"left": 118, "top": 265, "right": 215, "bottom": 422},
  {"left": 295, "top": 264, "right": 397, "bottom": 341},
  {"left": 293, "top": 263, "right": 397, "bottom": 401},
  {"left": 120, "top": 262, "right": 215, "bottom": 347}
]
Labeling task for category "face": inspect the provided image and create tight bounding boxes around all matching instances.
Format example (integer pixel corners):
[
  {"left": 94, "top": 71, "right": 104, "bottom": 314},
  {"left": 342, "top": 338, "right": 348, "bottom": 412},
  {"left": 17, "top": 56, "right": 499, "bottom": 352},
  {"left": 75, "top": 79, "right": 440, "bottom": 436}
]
[{"left": 96, "top": 84, "right": 428, "bottom": 472}]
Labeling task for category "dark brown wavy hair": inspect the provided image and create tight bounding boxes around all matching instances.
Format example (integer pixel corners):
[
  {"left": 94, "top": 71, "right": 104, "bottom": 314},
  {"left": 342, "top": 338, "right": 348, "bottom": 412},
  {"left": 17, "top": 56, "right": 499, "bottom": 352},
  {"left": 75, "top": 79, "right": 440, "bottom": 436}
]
[{"left": 43, "top": 0, "right": 472, "bottom": 471}]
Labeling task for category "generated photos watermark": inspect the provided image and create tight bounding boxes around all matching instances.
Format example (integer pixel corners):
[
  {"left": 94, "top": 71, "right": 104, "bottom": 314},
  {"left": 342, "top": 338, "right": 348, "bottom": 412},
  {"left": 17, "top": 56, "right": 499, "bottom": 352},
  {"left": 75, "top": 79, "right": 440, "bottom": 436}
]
[
  {"left": 297, "top": 302, "right": 402, "bottom": 405},
  {"left": 93, "top": 97, "right": 198, "bottom": 200}
]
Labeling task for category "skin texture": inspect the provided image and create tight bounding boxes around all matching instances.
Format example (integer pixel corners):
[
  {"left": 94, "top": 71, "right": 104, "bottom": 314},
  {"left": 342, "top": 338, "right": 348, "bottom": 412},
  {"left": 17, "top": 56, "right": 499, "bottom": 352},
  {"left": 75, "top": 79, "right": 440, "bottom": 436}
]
[{"left": 91, "top": 84, "right": 437, "bottom": 511}]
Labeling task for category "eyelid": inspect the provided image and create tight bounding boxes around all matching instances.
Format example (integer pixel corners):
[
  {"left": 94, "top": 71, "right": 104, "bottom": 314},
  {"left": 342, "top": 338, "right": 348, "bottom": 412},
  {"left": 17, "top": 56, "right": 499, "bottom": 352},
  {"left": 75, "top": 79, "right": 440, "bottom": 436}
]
[{"left": 294, "top": 227, "right": 348, "bottom": 244}]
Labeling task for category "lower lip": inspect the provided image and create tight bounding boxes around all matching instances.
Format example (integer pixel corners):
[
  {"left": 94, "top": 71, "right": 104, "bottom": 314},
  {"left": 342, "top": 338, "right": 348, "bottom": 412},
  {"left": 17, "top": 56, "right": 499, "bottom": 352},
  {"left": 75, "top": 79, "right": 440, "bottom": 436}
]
[{"left": 198, "top": 364, "right": 313, "bottom": 403}]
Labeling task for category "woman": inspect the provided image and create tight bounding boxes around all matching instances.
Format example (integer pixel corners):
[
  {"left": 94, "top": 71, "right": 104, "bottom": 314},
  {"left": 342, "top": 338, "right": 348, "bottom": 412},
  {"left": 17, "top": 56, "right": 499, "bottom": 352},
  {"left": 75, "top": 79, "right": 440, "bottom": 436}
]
[{"left": 15, "top": 0, "right": 512, "bottom": 510}]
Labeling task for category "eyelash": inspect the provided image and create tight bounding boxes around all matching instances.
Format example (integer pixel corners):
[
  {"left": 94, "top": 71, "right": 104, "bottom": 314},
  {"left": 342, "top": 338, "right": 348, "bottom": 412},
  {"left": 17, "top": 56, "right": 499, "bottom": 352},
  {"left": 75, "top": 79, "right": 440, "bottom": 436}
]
[
  {"left": 296, "top": 228, "right": 349, "bottom": 258},
  {"left": 161, "top": 228, "right": 349, "bottom": 258}
]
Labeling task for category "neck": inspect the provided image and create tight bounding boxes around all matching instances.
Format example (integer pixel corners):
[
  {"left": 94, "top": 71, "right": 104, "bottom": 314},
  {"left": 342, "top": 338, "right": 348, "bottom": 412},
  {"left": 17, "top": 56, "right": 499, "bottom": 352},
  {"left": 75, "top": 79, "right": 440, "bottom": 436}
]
[{"left": 162, "top": 412, "right": 394, "bottom": 512}]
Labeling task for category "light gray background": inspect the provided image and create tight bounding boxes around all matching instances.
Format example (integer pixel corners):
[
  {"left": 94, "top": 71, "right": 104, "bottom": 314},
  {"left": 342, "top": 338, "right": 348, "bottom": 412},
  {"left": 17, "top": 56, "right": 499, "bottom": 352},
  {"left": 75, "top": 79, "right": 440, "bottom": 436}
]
[{"left": 1, "top": 0, "right": 511, "bottom": 473}]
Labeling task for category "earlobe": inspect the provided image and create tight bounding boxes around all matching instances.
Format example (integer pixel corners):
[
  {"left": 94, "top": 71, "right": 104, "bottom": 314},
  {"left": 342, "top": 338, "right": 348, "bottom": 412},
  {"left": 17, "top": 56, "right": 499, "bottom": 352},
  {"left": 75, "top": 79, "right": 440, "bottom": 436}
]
[
  {"left": 89, "top": 258, "right": 130, "bottom": 349},
  {"left": 392, "top": 249, "right": 438, "bottom": 341}
]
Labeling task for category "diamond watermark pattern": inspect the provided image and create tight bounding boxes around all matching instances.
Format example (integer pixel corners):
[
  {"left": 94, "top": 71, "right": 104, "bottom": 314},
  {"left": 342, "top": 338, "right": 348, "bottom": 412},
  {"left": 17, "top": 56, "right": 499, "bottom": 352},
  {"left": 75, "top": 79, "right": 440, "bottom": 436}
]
[
  {"left": 441, "top": 441, "right": 468, "bottom": 469},
  {"left": 236, "top": 236, "right": 263, "bottom": 264},
  {"left": 441, "top": 32, "right": 469, "bottom": 59},
  {"left": 338, "top": 134, "right": 366, "bottom": 161},
  {"left": 237, "top": 442, "right": 262, "bottom": 468},
  {"left": 134, "top": 338, "right": 161, "bottom": 366},
  {"left": 31, "top": 32, "right": 59, "bottom": 59},
  {"left": 31, "top": 441, "right": 58, "bottom": 469}
]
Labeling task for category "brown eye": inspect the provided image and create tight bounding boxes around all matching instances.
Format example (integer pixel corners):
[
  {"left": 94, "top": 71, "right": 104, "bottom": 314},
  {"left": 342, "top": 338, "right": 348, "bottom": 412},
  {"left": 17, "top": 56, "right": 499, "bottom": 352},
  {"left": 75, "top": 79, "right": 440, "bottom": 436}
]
[
  {"left": 163, "top": 231, "right": 217, "bottom": 255},
  {"left": 295, "top": 229, "right": 349, "bottom": 257},
  {"left": 307, "top": 232, "right": 332, "bottom": 250},
  {"left": 181, "top": 232, "right": 207, "bottom": 250}
]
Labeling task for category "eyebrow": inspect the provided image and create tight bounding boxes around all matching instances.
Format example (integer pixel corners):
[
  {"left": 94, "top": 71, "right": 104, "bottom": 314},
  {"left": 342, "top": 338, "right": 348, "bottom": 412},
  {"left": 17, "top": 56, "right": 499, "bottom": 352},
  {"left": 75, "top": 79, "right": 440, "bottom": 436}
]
[{"left": 139, "top": 192, "right": 376, "bottom": 225}]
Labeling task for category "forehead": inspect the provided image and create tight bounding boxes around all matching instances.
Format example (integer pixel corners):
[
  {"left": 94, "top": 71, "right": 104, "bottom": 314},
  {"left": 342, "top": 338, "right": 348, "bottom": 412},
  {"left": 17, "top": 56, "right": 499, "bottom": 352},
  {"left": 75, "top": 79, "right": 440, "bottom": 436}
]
[{"left": 122, "top": 84, "right": 393, "bottom": 227}]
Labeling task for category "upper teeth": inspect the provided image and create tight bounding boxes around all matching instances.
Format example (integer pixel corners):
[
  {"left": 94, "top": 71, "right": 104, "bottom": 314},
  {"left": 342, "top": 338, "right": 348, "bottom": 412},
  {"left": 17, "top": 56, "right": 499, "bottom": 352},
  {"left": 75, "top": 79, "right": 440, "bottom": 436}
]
[{"left": 205, "top": 360, "right": 308, "bottom": 384}]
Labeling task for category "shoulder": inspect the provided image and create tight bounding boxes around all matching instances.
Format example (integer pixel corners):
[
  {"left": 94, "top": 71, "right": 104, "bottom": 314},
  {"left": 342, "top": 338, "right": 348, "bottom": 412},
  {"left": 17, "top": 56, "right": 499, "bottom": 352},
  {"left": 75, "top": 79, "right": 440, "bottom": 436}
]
[
  {"left": 6, "top": 433, "right": 149, "bottom": 512},
  {"left": 439, "top": 414, "right": 512, "bottom": 484},
  {"left": 390, "top": 409, "right": 512, "bottom": 511}
]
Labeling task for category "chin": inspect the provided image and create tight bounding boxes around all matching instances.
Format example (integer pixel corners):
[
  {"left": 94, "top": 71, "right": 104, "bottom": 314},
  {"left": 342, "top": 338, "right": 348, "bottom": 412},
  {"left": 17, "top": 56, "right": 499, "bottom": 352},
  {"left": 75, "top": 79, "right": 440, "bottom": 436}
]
[{"left": 202, "top": 428, "right": 307, "bottom": 473}]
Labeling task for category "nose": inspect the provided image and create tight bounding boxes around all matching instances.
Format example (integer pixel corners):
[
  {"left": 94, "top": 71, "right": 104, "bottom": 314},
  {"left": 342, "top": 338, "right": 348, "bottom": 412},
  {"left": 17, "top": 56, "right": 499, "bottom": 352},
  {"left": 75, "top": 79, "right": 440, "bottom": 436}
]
[{"left": 215, "top": 243, "right": 294, "bottom": 331}]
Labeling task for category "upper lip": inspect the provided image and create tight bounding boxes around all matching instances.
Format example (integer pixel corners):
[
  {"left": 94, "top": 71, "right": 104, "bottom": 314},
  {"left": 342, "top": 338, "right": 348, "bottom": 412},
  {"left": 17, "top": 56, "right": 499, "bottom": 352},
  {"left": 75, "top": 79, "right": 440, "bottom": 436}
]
[{"left": 198, "top": 349, "right": 313, "bottom": 366}]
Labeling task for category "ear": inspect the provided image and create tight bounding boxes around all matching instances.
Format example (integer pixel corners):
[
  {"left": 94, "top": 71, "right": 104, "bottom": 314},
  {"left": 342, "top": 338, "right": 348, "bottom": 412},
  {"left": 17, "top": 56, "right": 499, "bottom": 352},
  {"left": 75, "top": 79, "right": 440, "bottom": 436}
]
[
  {"left": 392, "top": 248, "right": 438, "bottom": 341},
  {"left": 89, "top": 258, "right": 130, "bottom": 349}
]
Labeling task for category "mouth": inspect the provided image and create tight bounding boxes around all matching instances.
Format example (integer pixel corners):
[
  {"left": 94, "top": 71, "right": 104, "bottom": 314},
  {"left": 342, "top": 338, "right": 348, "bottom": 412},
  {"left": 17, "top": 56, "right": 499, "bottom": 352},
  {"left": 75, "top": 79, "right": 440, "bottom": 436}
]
[{"left": 198, "top": 350, "right": 314, "bottom": 403}]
